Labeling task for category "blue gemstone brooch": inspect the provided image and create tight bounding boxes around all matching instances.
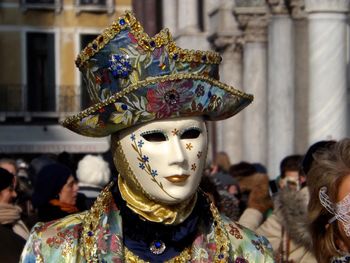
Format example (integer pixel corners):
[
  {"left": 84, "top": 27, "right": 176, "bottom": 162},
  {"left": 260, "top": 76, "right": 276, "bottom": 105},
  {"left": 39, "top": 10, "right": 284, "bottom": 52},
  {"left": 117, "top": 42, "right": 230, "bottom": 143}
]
[
  {"left": 108, "top": 54, "right": 132, "bottom": 78},
  {"left": 150, "top": 240, "right": 166, "bottom": 254}
]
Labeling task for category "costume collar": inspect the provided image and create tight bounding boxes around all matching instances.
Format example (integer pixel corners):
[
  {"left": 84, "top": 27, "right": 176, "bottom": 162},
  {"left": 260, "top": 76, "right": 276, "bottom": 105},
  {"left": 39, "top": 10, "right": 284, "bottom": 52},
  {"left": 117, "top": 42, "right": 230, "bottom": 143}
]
[
  {"left": 113, "top": 185, "right": 211, "bottom": 262},
  {"left": 80, "top": 182, "right": 231, "bottom": 262}
]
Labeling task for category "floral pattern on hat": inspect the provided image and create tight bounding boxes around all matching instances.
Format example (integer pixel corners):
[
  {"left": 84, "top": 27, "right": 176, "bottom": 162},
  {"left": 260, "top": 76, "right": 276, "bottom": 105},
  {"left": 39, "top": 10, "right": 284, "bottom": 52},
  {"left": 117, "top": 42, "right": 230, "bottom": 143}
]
[
  {"left": 146, "top": 80, "right": 194, "bottom": 118},
  {"left": 66, "top": 76, "right": 246, "bottom": 137}
]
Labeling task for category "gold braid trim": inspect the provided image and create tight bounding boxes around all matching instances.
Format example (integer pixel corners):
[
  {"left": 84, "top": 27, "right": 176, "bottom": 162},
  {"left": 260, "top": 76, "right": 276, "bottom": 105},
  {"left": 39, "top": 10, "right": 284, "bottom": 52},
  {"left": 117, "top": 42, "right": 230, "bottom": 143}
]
[
  {"left": 80, "top": 182, "right": 114, "bottom": 262},
  {"left": 76, "top": 11, "right": 221, "bottom": 69},
  {"left": 61, "top": 73, "right": 253, "bottom": 128}
]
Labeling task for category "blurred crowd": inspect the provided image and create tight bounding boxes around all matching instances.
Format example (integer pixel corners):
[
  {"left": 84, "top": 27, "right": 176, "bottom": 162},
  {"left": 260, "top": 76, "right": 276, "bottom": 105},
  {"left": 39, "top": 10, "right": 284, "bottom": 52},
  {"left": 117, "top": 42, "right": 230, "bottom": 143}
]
[
  {"left": 0, "top": 152, "right": 114, "bottom": 262},
  {"left": 201, "top": 139, "right": 350, "bottom": 263},
  {"left": 1, "top": 139, "right": 350, "bottom": 262}
]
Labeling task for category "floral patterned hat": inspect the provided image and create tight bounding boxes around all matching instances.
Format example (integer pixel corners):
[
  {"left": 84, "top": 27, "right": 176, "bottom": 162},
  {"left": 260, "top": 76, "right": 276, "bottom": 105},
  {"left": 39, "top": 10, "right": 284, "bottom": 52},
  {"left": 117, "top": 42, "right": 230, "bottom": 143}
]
[{"left": 62, "top": 11, "right": 253, "bottom": 137}]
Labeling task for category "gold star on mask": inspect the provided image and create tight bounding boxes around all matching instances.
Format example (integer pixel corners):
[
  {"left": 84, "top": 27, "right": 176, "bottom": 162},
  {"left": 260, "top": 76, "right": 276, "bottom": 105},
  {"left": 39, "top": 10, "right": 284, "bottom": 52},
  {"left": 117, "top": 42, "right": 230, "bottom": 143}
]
[
  {"left": 186, "top": 143, "right": 193, "bottom": 150},
  {"left": 191, "top": 163, "right": 197, "bottom": 171},
  {"left": 171, "top": 128, "right": 179, "bottom": 136}
]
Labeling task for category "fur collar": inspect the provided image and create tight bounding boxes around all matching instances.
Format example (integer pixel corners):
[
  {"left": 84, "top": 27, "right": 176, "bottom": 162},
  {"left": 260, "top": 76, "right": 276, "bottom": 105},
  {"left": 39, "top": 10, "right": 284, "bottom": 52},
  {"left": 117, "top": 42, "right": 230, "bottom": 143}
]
[{"left": 275, "top": 187, "right": 312, "bottom": 250}]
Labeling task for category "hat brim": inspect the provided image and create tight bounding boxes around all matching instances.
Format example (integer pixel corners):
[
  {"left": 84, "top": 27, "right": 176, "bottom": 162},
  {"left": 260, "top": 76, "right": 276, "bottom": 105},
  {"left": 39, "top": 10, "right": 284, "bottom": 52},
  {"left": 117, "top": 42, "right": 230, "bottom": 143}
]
[{"left": 62, "top": 74, "right": 253, "bottom": 137}]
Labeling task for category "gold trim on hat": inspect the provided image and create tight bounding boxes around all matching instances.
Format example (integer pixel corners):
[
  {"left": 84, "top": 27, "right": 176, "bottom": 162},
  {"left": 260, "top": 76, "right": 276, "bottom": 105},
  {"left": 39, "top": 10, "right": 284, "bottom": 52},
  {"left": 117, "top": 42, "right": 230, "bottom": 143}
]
[
  {"left": 75, "top": 11, "right": 222, "bottom": 69},
  {"left": 62, "top": 73, "right": 253, "bottom": 129}
]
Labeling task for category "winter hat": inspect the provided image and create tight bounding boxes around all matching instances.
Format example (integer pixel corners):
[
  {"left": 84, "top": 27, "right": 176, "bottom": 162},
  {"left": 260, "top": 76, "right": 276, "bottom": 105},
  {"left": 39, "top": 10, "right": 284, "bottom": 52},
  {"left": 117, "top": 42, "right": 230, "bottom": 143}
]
[
  {"left": 0, "top": 168, "right": 14, "bottom": 191},
  {"left": 32, "top": 163, "right": 72, "bottom": 207},
  {"left": 76, "top": 155, "right": 111, "bottom": 188}
]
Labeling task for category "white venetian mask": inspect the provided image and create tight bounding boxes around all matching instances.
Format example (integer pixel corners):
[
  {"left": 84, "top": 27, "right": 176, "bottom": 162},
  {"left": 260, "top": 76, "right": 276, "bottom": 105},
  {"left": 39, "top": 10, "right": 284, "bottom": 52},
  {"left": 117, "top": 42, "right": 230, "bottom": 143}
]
[{"left": 118, "top": 116, "right": 208, "bottom": 204}]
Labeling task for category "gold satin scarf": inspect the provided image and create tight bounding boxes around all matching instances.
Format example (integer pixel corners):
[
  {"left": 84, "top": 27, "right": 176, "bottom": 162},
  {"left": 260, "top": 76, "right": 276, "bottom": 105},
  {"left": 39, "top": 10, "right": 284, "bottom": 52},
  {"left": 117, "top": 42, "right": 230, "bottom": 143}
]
[{"left": 117, "top": 176, "right": 196, "bottom": 225}]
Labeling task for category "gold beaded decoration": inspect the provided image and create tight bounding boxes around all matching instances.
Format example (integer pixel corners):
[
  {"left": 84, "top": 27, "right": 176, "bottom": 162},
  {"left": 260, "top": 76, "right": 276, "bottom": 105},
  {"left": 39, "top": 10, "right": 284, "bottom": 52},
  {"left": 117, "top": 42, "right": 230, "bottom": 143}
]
[
  {"left": 75, "top": 11, "right": 222, "bottom": 69},
  {"left": 80, "top": 182, "right": 114, "bottom": 262}
]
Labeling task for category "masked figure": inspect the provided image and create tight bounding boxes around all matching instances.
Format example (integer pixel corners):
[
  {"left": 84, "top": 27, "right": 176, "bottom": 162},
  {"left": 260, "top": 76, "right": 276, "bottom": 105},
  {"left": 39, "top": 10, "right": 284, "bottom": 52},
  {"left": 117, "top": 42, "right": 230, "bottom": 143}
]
[{"left": 20, "top": 12, "right": 274, "bottom": 262}]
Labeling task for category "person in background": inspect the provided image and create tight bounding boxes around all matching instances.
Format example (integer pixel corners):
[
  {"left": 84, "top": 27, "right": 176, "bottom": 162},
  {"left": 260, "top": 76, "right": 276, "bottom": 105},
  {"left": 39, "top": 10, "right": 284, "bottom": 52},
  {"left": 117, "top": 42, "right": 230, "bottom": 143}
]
[
  {"left": 76, "top": 155, "right": 111, "bottom": 209},
  {"left": 210, "top": 152, "right": 242, "bottom": 220},
  {"left": 308, "top": 138, "right": 350, "bottom": 263},
  {"left": 1, "top": 158, "right": 36, "bottom": 228},
  {"left": 199, "top": 175, "right": 221, "bottom": 208},
  {"left": 32, "top": 163, "right": 79, "bottom": 222},
  {"left": 210, "top": 151, "right": 231, "bottom": 176},
  {"left": 16, "top": 159, "right": 36, "bottom": 229},
  {"left": 239, "top": 146, "right": 334, "bottom": 262},
  {"left": 57, "top": 151, "right": 77, "bottom": 173},
  {"left": 0, "top": 158, "right": 17, "bottom": 176},
  {"left": 28, "top": 154, "right": 57, "bottom": 186},
  {"left": 0, "top": 167, "right": 30, "bottom": 263},
  {"left": 215, "top": 172, "right": 241, "bottom": 221},
  {"left": 0, "top": 158, "right": 18, "bottom": 191},
  {"left": 277, "top": 155, "right": 304, "bottom": 191},
  {"left": 229, "top": 161, "right": 260, "bottom": 212}
]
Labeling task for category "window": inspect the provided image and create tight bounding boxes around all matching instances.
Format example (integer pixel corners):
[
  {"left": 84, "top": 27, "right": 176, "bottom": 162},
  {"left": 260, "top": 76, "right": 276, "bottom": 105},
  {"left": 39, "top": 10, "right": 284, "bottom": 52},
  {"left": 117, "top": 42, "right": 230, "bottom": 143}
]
[
  {"left": 79, "top": 0, "right": 106, "bottom": 5},
  {"left": 197, "top": 0, "right": 204, "bottom": 32},
  {"left": 80, "top": 34, "right": 98, "bottom": 110},
  {"left": 20, "top": 0, "right": 62, "bottom": 12},
  {"left": 75, "top": 0, "right": 113, "bottom": 14},
  {"left": 26, "top": 32, "right": 56, "bottom": 112},
  {"left": 25, "top": 0, "right": 55, "bottom": 4}
]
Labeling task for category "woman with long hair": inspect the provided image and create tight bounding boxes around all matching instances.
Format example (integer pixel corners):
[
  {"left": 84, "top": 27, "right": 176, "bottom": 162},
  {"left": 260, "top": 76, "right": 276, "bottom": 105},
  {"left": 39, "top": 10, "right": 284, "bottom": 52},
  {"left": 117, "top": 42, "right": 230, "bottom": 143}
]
[{"left": 308, "top": 138, "right": 350, "bottom": 262}]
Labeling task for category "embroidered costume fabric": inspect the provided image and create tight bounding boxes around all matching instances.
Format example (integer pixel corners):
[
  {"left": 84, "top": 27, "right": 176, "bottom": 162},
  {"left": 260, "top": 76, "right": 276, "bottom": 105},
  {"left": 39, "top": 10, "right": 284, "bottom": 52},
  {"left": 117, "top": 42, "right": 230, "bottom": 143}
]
[{"left": 20, "top": 182, "right": 274, "bottom": 262}]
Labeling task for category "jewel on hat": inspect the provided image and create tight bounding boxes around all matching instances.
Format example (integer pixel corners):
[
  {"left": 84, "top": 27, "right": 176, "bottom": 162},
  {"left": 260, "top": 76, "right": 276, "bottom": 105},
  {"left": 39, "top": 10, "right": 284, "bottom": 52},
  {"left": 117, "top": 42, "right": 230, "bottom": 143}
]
[{"left": 108, "top": 54, "right": 132, "bottom": 79}]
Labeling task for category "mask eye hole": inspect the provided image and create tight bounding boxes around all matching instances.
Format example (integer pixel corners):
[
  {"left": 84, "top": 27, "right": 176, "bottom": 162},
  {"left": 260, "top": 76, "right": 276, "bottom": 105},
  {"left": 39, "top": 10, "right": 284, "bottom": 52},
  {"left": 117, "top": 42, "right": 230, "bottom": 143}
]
[
  {"left": 180, "top": 128, "right": 201, "bottom": 139},
  {"left": 141, "top": 132, "right": 167, "bottom": 142}
]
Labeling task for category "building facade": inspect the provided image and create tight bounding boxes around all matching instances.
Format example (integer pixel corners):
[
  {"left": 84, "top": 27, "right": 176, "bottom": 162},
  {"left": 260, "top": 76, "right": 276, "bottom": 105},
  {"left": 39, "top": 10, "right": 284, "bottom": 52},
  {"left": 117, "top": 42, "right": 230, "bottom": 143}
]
[
  {"left": 1, "top": 0, "right": 349, "bottom": 177},
  {"left": 0, "top": 0, "right": 131, "bottom": 155},
  {"left": 162, "top": 0, "right": 350, "bottom": 177}
]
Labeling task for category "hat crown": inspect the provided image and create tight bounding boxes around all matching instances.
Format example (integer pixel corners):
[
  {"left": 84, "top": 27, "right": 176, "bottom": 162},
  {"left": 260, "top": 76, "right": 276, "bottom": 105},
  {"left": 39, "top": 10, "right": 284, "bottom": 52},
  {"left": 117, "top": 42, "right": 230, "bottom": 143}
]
[{"left": 76, "top": 11, "right": 221, "bottom": 104}]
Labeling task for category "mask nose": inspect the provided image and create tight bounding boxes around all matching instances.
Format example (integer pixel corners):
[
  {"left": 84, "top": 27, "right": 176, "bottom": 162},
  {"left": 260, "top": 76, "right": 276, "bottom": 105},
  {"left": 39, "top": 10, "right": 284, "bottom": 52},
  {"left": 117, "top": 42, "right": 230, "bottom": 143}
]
[{"left": 168, "top": 137, "right": 186, "bottom": 166}]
